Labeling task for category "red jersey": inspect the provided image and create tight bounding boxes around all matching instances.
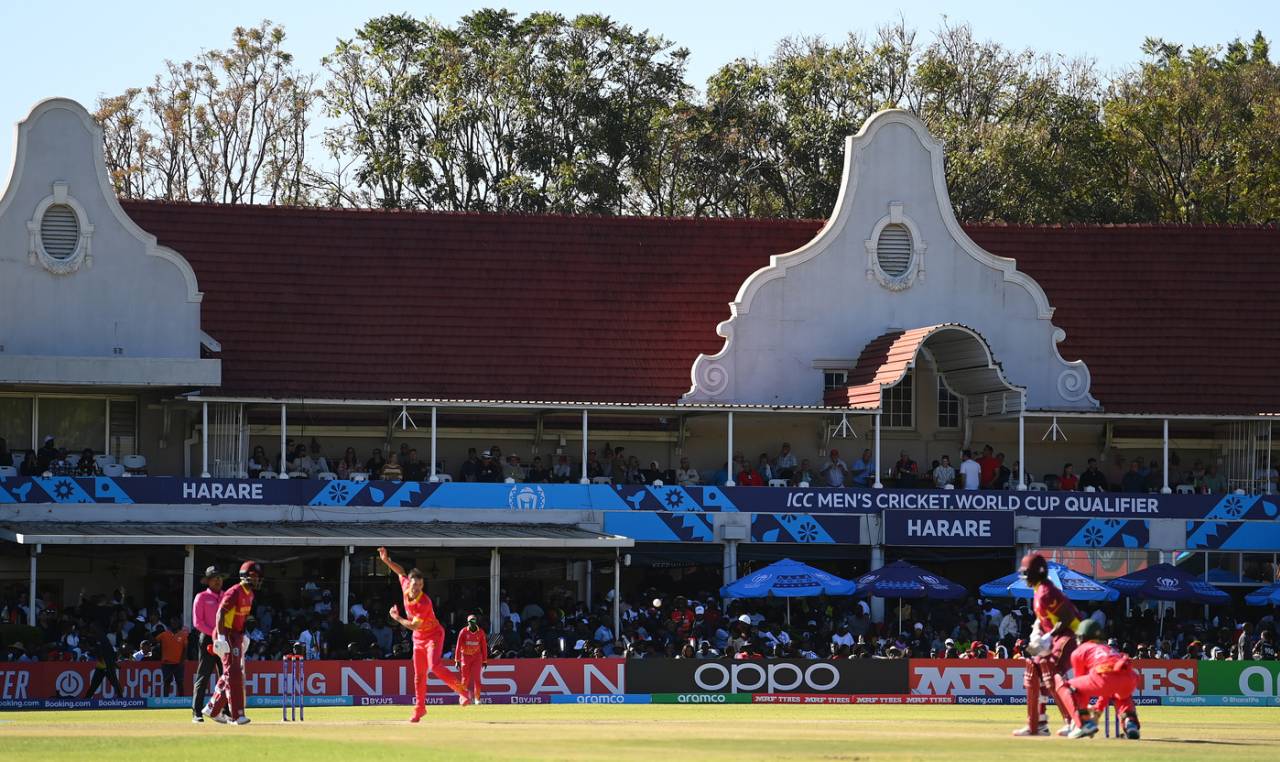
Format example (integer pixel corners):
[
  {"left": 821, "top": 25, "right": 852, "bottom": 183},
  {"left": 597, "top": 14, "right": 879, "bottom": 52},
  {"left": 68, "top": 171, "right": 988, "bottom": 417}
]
[
  {"left": 977, "top": 456, "right": 999, "bottom": 487},
  {"left": 1070, "top": 639, "right": 1130, "bottom": 676},
  {"left": 1059, "top": 474, "right": 1079, "bottom": 491},
  {"left": 216, "top": 582, "right": 254, "bottom": 635},
  {"left": 1032, "top": 581, "right": 1081, "bottom": 635},
  {"left": 400, "top": 575, "right": 443, "bottom": 642},
  {"left": 455, "top": 627, "right": 489, "bottom": 664}
]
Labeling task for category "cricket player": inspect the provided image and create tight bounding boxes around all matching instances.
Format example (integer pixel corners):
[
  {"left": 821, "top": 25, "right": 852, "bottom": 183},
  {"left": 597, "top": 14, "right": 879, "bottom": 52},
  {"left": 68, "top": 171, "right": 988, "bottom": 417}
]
[
  {"left": 1067, "top": 619, "right": 1141, "bottom": 739},
  {"left": 202, "top": 560, "right": 261, "bottom": 725},
  {"left": 191, "top": 565, "right": 225, "bottom": 722},
  {"left": 378, "top": 547, "right": 470, "bottom": 721},
  {"left": 454, "top": 613, "right": 489, "bottom": 705},
  {"left": 1012, "top": 553, "right": 1081, "bottom": 737}
]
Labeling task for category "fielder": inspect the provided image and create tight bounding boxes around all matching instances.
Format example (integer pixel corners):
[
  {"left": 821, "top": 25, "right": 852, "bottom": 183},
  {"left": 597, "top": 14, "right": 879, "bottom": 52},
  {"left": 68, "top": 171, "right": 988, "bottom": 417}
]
[
  {"left": 454, "top": 613, "right": 489, "bottom": 705},
  {"left": 1067, "top": 619, "right": 1141, "bottom": 739},
  {"left": 202, "top": 560, "right": 261, "bottom": 725},
  {"left": 1012, "top": 553, "right": 1082, "bottom": 737},
  {"left": 378, "top": 547, "right": 470, "bottom": 722}
]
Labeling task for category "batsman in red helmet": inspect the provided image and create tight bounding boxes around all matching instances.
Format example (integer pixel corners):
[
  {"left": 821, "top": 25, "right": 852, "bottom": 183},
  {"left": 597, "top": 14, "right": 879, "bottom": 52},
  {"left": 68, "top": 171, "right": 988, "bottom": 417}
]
[
  {"left": 203, "top": 560, "right": 262, "bottom": 725},
  {"left": 1011, "top": 553, "right": 1082, "bottom": 737}
]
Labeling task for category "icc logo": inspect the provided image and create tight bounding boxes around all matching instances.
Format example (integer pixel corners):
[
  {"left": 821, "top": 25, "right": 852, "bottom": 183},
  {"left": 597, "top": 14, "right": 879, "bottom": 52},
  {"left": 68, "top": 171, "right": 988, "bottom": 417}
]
[
  {"left": 921, "top": 575, "right": 939, "bottom": 584},
  {"left": 508, "top": 485, "right": 546, "bottom": 510},
  {"left": 1156, "top": 577, "right": 1179, "bottom": 589}
]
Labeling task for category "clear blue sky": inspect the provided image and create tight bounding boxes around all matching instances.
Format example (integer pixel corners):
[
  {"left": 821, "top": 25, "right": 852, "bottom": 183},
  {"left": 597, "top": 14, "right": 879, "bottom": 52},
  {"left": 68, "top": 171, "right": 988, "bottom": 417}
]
[{"left": 1, "top": 0, "right": 1276, "bottom": 167}]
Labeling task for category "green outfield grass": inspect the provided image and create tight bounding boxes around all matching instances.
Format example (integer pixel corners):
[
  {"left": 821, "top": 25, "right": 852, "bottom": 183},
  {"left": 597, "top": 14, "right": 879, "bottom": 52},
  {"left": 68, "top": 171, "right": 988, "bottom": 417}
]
[{"left": 1, "top": 705, "right": 1278, "bottom": 761}]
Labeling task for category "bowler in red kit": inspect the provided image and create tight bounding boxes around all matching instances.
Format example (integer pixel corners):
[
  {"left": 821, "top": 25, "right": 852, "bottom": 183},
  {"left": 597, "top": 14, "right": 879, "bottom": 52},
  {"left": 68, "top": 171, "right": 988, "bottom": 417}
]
[
  {"left": 1068, "top": 619, "right": 1141, "bottom": 739},
  {"left": 1012, "top": 553, "right": 1081, "bottom": 737},
  {"left": 454, "top": 613, "right": 489, "bottom": 704},
  {"left": 203, "top": 560, "right": 261, "bottom": 725},
  {"left": 378, "top": 547, "right": 470, "bottom": 722}
]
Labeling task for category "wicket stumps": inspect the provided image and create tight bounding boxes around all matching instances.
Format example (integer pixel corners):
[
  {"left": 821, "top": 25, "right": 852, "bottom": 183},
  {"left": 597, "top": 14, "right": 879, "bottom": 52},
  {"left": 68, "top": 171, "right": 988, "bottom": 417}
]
[
  {"left": 1102, "top": 705, "right": 1121, "bottom": 738},
  {"left": 282, "top": 654, "right": 305, "bottom": 722}
]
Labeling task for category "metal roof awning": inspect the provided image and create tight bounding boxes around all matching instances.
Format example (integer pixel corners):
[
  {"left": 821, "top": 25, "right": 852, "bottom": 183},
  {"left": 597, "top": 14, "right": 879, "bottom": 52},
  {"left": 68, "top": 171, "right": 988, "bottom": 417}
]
[{"left": 0, "top": 521, "right": 634, "bottom": 548}]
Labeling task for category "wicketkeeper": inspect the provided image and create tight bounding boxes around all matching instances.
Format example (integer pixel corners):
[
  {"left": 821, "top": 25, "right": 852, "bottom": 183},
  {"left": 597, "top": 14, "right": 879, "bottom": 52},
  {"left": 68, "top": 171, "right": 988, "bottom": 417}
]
[{"left": 1067, "top": 619, "right": 1141, "bottom": 739}]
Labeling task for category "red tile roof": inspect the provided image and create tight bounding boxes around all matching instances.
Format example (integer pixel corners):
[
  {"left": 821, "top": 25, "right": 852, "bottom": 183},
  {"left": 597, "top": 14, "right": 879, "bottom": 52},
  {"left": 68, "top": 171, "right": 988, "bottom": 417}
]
[{"left": 119, "top": 201, "right": 1280, "bottom": 415}]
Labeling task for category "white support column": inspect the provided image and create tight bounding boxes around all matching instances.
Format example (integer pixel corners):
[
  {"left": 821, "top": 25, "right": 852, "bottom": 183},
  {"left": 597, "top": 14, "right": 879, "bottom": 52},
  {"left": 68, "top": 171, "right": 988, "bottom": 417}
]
[
  {"left": 725, "top": 412, "right": 736, "bottom": 487},
  {"left": 580, "top": 410, "right": 590, "bottom": 484},
  {"left": 1017, "top": 400, "right": 1027, "bottom": 490},
  {"left": 28, "top": 545, "right": 40, "bottom": 627},
  {"left": 339, "top": 547, "right": 352, "bottom": 624},
  {"left": 869, "top": 541, "right": 885, "bottom": 624},
  {"left": 200, "top": 402, "right": 210, "bottom": 478},
  {"left": 872, "top": 414, "right": 883, "bottom": 489},
  {"left": 613, "top": 549, "right": 621, "bottom": 651},
  {"left": 722, "top": 540, "right": 738, "bottom": 590},
  {"left": 182, "top": 544, "right": 195, "bottom": 630},
  {"left": 278, "top": 404, "right": 288, "bottom": 479},
  {"left": 429, "top": 407, "right": 439, "bottom": 482},
  {"left": 1161, "top": 418, "right": 1172, "bottom": 493},
  {"left": 585, "top": 560, "right": 593, "bottom": 607},
  {"left": 489, "top": 548, "right": 502, "bottom": 634}
]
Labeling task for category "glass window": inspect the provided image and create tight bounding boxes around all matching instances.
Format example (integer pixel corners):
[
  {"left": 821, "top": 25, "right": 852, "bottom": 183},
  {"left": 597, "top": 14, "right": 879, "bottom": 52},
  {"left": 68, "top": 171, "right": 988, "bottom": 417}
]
[
  {"left": 0, "top": 396, "right": 34, "bottom": 451},
  {"left": 884, "top": 372, "right": 913, "bottom": 429},
  {"left": 823, "top": 371, "right": 848, "bottom": 391},
  {"left": 38, "top": 397, "right": 106, "bottom": 453},
  {"left": 937, "top": 376, "right": 961, "bottom": 429},
  {"left": 108, "top": 400, "right": 138, "bottom": 459}
]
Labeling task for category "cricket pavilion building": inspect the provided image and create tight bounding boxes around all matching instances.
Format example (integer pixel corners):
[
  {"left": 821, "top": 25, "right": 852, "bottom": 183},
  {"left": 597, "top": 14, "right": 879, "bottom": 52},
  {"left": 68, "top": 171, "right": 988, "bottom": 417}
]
[{"left": 1, "top": 97, "right": 1278, "bottom": 633}]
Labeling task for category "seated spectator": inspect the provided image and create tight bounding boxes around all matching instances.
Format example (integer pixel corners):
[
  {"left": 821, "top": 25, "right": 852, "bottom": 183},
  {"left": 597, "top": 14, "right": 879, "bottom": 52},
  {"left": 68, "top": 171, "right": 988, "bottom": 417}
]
[
  {"left": 18, "top": 449, "right": 38, "bottom": 476},
  {"left": 1079, "top": 458, "right": 1106, "bottom": 491},
  {"left": 395, "top": 443, "right": 411, "bottom": 467},
  {"left": 625, "top": 455, "right": 644, "bottom": 485},
  {"left": 793, "top": 459, "right": 816, "bottom": 485},
  {"left": 36, "top": 435, "right": 58, "bottom": 472},
  {"left": 891, "top": 451, "right": 917, "bottom": 482},
  {"left": 527, "top": 456, "right": 549, "bottom": 483},
  {"left": 774, "top": 442, "right": 797, "bottom": 481},
  {"left": 297, "top": 442, "right": 330, "bottom": 478},
  {"left": 1145, "top": 460, "right": 1164, "bottom": 492},
  {"left": 641, "top": 460, "right": 663, "bottom": 484},
  {"left": 379, "top": 453, "right": 404, "bottom": 481},
  {"left": 458, "top": 448, "right": 480, "bottom": 482},
  {"left": 821, "top": 451, "right": 849, "bottom": 487},
  {"left": 337, "top": 447, "right": 362, "bottom": 479},
  {"left": 611, "top": 448, "right": 628, "bottom": 484},
  {"left": 76, "top": 448, "right": 100, "bottom": 476},
  {"left": 552, "top": 454, "right": 573, "bottom": 483},
  {"left": 478, "top": 451, "right": 503, "bottom": 482},
  {"left": 738, "top": 462, "right": 764, "bottom": 486},
  {"left": 365, "top": 448, "right": 387, "bottom": 478},
  {"left": 1059, "top": 463, "right": 1079, "bottom": 491},
  {"left": 1202, "top": 464, "right": 1227, "bottom": 494},
  {"left": 849, "top": 449, "right": 875, "bottom": 488},
  {"left": 1107, "top": 454, "right": 1127, "bottom": 491},
  {"left": 401, "top": 449, "right": 427, "bottom": 481},
  {"left": 503, "top": 455, "right": 524, "bottom": 482},
  {"left": 710, "top": 462, "right": 730, "bottom": 486},
  {"left": 676, "top": 457, "right": 700, "bottom": 487},
  {"left": 756, "top": 453, "right": 774, "bottom": 482},
  {"left": 1121, "top": 460, "right": 1147, "bottom": 493},
  {"left": 586, "top": 450, "right": 605, "bottom": 480},
  {"left": 0, "top": 437, "right": 11, "bottom": 467},
  {"left": 933, "top": 455, "right": 956, "bottom": 488},
  {"left": 248, "top": 446, "right": 271, "bottom": 478}
]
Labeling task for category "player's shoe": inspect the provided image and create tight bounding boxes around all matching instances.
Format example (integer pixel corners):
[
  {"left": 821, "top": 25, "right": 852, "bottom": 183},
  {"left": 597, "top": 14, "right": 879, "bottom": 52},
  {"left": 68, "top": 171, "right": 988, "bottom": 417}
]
[
  {"left": 232, "top": 715, "right": 251, "bottom": 725},
  {"left": 1124, "top": 720, "right": 1140, "bottom": 740},
  {"left": 201, "top": 704, "right": 227, "bottom": 724},
  {"left": 1011, "top": 723, "right": 1049, "bottom": 736},
  {"left": 459, "top": 695, "right": 470, "bottom": 707},
  {"left": 1068, "top": 720, "right": 1098, "bottom": 739},
  {"left": 409, "top": 707, "right": 426, "bottom": 723},
  {"left": 191, "top": 715, "right": 203, "bottom": 723},
  {"left": 1057, "top": 722, "right": 1074, "bottom": 737}
]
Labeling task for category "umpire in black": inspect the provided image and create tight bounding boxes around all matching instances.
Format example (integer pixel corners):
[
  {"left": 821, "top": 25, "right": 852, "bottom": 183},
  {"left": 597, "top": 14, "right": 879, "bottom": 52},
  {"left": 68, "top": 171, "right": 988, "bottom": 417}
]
[{"left": 191, "top": 565, "right": 225, "bottom": 722}]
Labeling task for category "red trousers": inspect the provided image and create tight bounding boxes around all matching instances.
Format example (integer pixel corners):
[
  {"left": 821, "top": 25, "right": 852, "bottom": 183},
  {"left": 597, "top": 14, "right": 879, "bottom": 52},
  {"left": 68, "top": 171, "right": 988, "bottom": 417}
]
[
  {"left": 412, "top": 629, "right": 467, "bottom": 710},
  {"left": 207, "top": 633, "right": 245, "bottom": 720},
  {"left": 459, "top": 661, "right": 484, "bottom": 701},
  {"left": 1069, "top": 666, "right": 1139, "bottom": 718}
]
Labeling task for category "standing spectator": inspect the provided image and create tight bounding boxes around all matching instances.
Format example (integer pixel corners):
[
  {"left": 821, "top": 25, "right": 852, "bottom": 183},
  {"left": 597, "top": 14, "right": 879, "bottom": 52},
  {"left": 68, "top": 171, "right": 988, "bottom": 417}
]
[
  {"left": 977, "top": 445, "right": 999, "bottom": 489},
  {"left": 0, "top": 437, "right": 11, "bottom": 467},
  {"left": 365, "top": 448, "right": 387, "bottom": 479},
  {"left": 1079, "top": 459, "right": 1107, "bottom": 491},
  {"left": 933, "top": 455, "right": 956, "bottom": 488},
  {"left": 821, "top": 450, "right": 850, "bottom": 488},
  {"left": 1253, "top": 630, "right": 1276, "bottom": 660},
  {"left": 1059, "top": 464, "right": 1079, "bottom": 491},
  {"left": 775, "top": 443, "right": 797, "bottom": 481},
  {"left": 1237, "top": 623, "right": 1257, "bottom": 661},
  {"left": 850, "top": 449, "right": 875, "bottom": 488},
  {"left": 611, "top": 448, "right": 628, "bottom": 484},
  {"left": 459, "top": 448, "right": 480, "bottom": 482},
  {"left": 1106, "top": 454, "right": 1127, "bottom": 491},
  {"left": 676, "top": 457, "right": 700, "bottom": 487},
  {"left": 396, "top": 443, "right": 411, "bottom": 467},
  {"left": 586, "top": 450, "right": 605, "bottom": 480},
  {"left": 1121, "top": 460, "right": 1147, "bottom": 493},
  {"left": 156, "top": 617, "right": 189, "bottom": 697},
  {"left": 991, "top": 453, "right": 1012, "bottom": 490},
  {"left": 959, "top": 450, "right": 981, "bottom": 490}
]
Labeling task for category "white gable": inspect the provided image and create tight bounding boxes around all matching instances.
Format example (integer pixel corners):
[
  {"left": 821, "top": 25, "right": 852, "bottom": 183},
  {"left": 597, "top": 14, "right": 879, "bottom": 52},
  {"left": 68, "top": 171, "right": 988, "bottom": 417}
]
[
  {"left": 683, "top": 109, "right": 1096, "bottom": 412},
  {"left": 0, "top": 99, "right": 219, "bottom": 386}
]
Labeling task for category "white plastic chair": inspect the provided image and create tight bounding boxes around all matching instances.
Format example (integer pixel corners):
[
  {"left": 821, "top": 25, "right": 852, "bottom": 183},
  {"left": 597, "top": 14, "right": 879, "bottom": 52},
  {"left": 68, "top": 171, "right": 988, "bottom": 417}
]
[
  {"left": 942, "top": 483, "right": 955, "bottom": 490},
  {"left": 12, "top": 452, "right": 25, "bottom": 469},
  {"left": 349, "top": 472, "right": 369, "bottom": 483},
  {"left": 122, "top": 454, "right": 147, "bottom": 473},
  {"left": 651, "top": 479, "right": 664, "bottom": 487},
  {"left": 0, "top": 466, "right": 17, "bottom": 478},
  {"left": 258, "top": 471, "right": 279, "bottom": 480},
  {"left": 287, "top": 471, "right": 308, "bottom": 480},
  {"left": 591, "top": 476, "right": 613, "bottom": 485},
  {"left": 430, "top": 473, "right": 452, "bottom": 483},
  {"left": 95, "top": 454, "right": 116, "bottom": 467},
  {"left": 767, "top": 479, "right": 789, "bottom": 488},
  {"left": 1028, "top": 482, "right": 1049, "bottom": 492},
  {"left": 1084, "top": 485, "right": 1097, "bottom": 493},
  {"left": 798, "top": 481, "right": 810, "bottom": 488},
  {"left": 317, "top": 471, "right": 338, "bottom": 481},
  {"left": 1175, "top": 484, "right": 1195, "bottom": 495},
  {"left": 504, "top": 477, "right": 516, "bottom": 484},
  {"left": 66, "top": 454, "right": 81, "bottom": 467},
  {"left": 102, "top": 463, "right": 125, "bottom": 478}
]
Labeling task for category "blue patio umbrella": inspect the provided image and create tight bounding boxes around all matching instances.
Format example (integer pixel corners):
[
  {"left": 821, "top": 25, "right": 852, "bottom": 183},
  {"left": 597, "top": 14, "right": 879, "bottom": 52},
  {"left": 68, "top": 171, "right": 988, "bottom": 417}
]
[
  {"left": 979, "top": 561, "right": 1119, "bottom": 602},
  {"left": 1244, "top": 582, "right": 1280, "bottom": 607},
  {"left": 1106, "top": 563, "right": 1231, "bottom": 605},
  {"left": 855, "top": 560, "right": 966, "bottom": 634},
  {"left": 720, "top": 558, "right": 856, "bottom": 625}
]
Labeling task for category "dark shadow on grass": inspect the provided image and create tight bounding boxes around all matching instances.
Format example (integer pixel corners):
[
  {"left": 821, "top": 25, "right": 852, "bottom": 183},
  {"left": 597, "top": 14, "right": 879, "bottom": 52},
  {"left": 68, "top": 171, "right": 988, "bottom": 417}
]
[{"left": 1145, "top": 738, "right": 1254, "bottom": 747}]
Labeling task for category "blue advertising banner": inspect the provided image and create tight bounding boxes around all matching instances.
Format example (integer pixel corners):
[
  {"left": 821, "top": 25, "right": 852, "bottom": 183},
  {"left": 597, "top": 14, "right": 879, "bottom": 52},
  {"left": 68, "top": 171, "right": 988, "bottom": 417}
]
[
  {"left": 883, "top": 510, "right": 1014, "bottom": 546},
  {"left": 1040, "top": 519, "right": 1150, "bottom": 549},
  {"left": 2, "top": 477, "right": 1279, "bottom": 521}
]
